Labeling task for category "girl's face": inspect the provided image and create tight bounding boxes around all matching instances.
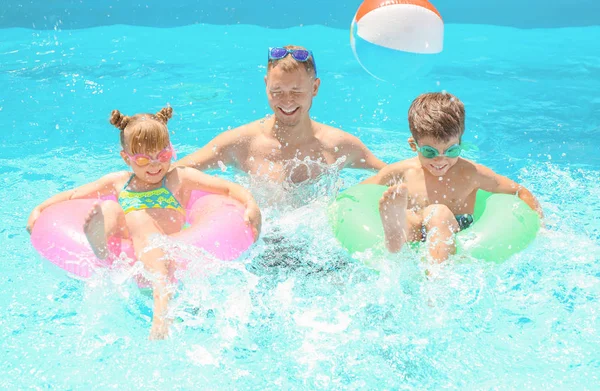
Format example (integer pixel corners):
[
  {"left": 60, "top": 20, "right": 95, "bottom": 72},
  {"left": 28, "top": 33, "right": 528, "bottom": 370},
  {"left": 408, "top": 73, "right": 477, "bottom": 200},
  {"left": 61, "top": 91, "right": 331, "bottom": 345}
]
[{"left": 121, "top": 146, "right": 173, "bottom": 184}]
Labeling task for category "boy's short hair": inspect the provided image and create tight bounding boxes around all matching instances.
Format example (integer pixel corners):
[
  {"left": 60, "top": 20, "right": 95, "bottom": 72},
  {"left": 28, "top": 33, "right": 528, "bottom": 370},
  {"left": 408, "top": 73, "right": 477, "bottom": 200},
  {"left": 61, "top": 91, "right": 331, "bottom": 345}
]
[
  {"left": 408, "top": 92, "right": 465, "bottom": 142},
  {"left": 267, "top": 45, "right": 317, "bottom": 77}
]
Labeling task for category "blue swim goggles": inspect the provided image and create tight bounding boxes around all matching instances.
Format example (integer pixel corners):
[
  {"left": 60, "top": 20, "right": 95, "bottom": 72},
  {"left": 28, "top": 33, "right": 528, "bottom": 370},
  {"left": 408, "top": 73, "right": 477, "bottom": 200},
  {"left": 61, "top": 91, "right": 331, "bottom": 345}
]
[{"left": 268, "top": 47, "right": 318, "bottom": 77}]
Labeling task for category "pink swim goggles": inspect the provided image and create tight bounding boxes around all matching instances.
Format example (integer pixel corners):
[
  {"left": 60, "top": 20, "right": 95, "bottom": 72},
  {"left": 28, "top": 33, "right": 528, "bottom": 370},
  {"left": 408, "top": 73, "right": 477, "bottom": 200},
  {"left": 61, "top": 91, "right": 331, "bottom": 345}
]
[{"left": 124, "top": 144, "right": 176, "bottom": 166}]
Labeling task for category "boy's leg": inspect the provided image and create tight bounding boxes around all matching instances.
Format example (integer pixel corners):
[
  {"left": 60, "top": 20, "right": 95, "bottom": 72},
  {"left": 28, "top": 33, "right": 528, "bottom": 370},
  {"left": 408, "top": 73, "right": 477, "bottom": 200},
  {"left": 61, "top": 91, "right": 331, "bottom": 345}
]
[
  {"left": 379, "top": 184, "right": 416, "bottom": 253},
  {"left": 422, "top": 205, "right": 460, "bottom": 263},
  {"left": 83, "top": 200, "right": 129, "bottom": 259}
]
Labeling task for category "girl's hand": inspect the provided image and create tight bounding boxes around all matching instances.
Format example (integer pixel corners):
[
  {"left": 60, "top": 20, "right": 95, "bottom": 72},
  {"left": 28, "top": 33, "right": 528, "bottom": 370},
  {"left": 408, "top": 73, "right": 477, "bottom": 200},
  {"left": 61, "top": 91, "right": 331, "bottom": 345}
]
[
  {"left": 26, "top": 208, "right": 41, "bottom": 235},
  {"left": 244, "top": 205, "right": 262, "bottom": 241}
]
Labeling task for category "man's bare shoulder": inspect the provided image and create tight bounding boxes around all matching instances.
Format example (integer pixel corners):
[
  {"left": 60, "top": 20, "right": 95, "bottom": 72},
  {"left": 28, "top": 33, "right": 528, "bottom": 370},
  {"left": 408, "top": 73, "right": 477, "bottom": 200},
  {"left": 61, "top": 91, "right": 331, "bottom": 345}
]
[
  {"left": 218, "top": 120, "right": 263, "bottom": 140},
  {"left": 315, "top": 122, "right": 353, "bottom": 141},
  {"left": 313, "top": 121, "right": 366, "bottom": 151},
  {"left": 204, "top": 120, "right": 270, "bottom": 152}
]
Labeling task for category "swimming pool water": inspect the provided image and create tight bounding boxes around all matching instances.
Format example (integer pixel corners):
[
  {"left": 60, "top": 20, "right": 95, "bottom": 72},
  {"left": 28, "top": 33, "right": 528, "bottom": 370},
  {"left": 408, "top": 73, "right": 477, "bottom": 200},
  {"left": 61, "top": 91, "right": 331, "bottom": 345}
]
[{"left": 1, "top": 22, "right": 599, "bottom": 389}]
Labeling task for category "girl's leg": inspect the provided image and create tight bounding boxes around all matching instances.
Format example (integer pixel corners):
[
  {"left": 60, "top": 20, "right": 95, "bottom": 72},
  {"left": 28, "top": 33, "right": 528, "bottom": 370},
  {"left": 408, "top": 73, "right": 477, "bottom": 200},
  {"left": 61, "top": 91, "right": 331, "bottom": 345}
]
[
  {"left": 83, "top": 200, "right": 129, "bottom": 259},
  {"left": 127, "top": 216, "right": 176, "bottom": 340}
]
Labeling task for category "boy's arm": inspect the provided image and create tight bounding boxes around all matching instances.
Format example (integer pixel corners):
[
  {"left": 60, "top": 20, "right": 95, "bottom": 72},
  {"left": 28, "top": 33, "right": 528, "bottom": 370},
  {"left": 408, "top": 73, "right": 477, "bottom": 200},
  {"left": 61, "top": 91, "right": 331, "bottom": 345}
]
[
  {"left": 27, "top": 171, "right": 126, "bottom": 233},
  {"left": 179, "top": 168, "right": 261, "bottom": 240},
  {"left": 361, "top": 161, "right": 407, "bottom": 186},
  {"left": 475, "top": 164, "right": 543, "bottom": 218},
  {"left": 175, "top": 130, "right": 240, "bottom": 171}
]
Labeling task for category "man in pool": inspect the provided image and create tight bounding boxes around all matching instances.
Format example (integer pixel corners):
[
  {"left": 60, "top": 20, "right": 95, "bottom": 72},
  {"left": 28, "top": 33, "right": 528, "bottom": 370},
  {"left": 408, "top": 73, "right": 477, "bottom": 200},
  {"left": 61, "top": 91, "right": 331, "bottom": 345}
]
[
  {"left": 177, "top": 45, "right": 385, "bottom": 274},
  {"left": 176, "top": 45, "right": 385, "bottom": 187},
  {"left": 362, "top": 92, "right": 543, "bottom": 263}
]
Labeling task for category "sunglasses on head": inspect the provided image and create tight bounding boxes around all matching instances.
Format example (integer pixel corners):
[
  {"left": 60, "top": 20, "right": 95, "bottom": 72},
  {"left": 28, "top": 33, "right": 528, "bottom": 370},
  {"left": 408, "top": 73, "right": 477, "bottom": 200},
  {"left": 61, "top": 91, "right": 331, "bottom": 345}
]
[
  {"left": 124, "top": 146, "right": 173, "bottom": 166},
  {"left": 416, "top": 143, "right": 463, "bottom": 159},
  {"left": 268, "top": 47, "right": 318, "bottom": 77}
]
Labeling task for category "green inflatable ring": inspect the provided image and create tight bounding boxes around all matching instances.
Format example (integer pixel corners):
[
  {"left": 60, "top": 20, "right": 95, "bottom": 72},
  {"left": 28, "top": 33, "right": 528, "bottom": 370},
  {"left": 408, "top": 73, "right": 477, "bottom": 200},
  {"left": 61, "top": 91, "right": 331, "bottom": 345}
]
[{"left": 329, "top": 184, "right": 540, "bottom": 263}]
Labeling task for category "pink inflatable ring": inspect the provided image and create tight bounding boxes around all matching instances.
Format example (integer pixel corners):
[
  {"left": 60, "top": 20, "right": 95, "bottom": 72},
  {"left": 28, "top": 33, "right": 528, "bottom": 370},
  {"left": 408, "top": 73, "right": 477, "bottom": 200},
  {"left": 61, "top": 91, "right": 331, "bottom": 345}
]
[{"left": 30, "top": 190, "right": 255, "bottom": 279}]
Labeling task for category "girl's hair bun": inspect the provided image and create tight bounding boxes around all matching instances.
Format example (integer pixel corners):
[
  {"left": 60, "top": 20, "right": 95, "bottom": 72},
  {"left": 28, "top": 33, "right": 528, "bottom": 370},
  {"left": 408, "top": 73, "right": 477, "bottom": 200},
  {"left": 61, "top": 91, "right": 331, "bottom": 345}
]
[
  {"left": 109, "top": 109, "right": 130, "bottom": 130},
  {"left": 155, "top": 106, "right": 173, "bottom": 124}
]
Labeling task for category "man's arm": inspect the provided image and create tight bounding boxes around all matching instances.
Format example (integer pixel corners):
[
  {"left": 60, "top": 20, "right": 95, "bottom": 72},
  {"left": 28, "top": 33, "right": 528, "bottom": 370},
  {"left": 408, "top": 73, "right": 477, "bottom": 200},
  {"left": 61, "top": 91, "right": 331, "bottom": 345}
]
[
  {"left": 335, "top": 133, "right": 386, "bottom": 170},
  {"left": 179, "top": 167, "right": 261, "bottom": 239},
  {"left": 175, "top": 130, "right": 243, "bottom": 171},
  {"left": 476, "top": 164, "right": 543, "bottom": 218}
]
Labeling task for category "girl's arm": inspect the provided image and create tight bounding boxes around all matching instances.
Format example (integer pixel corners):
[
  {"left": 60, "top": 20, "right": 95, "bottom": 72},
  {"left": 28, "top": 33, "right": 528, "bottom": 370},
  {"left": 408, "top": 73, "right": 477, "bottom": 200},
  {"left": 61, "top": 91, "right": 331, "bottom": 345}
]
[
  {"left": 179, "top": 167, "right": 261, "bottom": 240},
  {"left": 27, "top": 171, "right": 127, "bottom": 233}
]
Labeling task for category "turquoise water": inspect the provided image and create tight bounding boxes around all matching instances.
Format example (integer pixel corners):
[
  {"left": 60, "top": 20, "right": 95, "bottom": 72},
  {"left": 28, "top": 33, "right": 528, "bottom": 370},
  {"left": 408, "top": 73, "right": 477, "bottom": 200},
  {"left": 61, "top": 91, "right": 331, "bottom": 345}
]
[{"left": 1, "top": 23, "right": 600, "bottom": 389}]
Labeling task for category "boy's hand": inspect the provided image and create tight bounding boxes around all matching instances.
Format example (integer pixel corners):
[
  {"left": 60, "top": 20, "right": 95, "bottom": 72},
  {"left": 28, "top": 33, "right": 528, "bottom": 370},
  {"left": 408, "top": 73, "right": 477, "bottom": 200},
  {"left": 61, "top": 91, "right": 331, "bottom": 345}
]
[
  {"left": 244, "top": 205, "right": 262, "bottom": 241},
  {"left": 535, "top": 207, "right": 544, "bottom": 221},
  {"left": 26, "top": 208, "right": 41, "bottom": 235}
]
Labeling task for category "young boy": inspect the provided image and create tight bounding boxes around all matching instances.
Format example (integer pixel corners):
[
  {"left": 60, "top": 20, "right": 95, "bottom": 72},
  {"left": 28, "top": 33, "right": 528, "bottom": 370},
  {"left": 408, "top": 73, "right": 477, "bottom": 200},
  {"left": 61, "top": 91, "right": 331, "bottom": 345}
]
[{"left": 362, "top": 92, "right": 543, "bottom": 262}]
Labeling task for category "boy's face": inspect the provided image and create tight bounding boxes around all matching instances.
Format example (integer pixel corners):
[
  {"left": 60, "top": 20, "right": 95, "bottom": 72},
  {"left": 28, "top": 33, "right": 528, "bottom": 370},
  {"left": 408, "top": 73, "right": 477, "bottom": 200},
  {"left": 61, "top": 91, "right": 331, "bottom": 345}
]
[{"left": 409, "top": 135, "right": 461, "bottom": 177}]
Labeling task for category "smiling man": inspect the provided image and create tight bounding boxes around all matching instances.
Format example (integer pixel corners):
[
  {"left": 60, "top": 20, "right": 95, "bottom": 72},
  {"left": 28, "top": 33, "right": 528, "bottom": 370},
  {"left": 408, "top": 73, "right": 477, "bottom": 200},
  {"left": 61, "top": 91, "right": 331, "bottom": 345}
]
[{"left": 176, "top": 45, "right": 385, "bottom": 187}]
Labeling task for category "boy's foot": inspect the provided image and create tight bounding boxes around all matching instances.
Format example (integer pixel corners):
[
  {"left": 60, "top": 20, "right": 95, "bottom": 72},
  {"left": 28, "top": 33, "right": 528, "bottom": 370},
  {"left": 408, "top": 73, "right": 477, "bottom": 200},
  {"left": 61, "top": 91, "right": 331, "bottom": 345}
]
[
  {"left": 379, "top": 184, "right": 409, "bottom": 253},
  {"left": 83, "top": 202, "right": 109, "bottom": 259}
]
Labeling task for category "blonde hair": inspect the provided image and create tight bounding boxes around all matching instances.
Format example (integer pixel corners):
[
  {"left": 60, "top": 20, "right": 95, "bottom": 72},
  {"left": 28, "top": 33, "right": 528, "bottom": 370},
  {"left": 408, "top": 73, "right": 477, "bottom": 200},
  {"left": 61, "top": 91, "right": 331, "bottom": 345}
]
[
  {"left": 267, "top": 45, "right": 317, "bottom": 78},
  {"left": 110, "top": 106, "right": 173, "bottom": 154},
  {"left": 408, "top": 92, "right": 465, "bottom": 142}
]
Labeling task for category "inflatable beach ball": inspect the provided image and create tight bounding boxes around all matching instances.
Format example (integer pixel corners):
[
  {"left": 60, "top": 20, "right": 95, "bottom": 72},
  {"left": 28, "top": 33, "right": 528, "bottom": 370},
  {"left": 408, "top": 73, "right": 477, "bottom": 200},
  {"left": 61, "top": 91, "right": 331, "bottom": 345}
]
[{"left": 350, "top": 0, "right": 444, "bottom": 83}]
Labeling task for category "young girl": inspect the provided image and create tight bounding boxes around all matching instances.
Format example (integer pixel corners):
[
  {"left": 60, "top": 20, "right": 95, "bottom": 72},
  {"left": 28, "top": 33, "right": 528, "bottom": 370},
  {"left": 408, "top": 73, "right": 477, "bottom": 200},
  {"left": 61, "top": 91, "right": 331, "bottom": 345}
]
[{"left": 26, "top": 106, "right": 262, "bottom": 340}]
